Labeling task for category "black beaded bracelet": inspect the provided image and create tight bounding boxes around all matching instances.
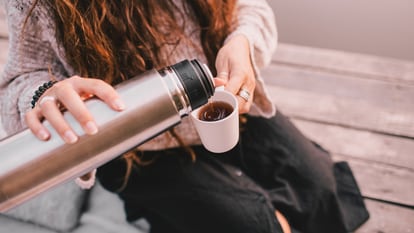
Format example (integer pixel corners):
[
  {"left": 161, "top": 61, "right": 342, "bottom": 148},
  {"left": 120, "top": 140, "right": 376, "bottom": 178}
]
[{"left": 31, "top": 80, "right": 58, "bottom": 108}]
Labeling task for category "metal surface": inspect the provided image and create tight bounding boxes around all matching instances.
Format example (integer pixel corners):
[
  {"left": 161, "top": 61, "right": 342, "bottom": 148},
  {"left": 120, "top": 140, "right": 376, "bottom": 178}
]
[{"left": 0, "top": 60, "right": 214, "bottom": 212}]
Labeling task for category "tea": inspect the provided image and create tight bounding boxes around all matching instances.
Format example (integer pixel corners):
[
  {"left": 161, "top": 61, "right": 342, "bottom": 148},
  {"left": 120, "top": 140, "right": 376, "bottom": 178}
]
[
  {"left": 190, "top": 90, "right": 239, "bottom": 153},
  {"left": 198, "top": 101, "right": 233, "bottom": 122}
]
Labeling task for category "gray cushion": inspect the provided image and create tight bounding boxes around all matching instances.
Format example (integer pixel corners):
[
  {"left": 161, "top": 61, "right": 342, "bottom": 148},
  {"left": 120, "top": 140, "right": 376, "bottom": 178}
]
[
  {"left": 2, "top": 181, "right": 86, "bottom": 232},
  {"left": 0, "top": 214, "right": 56, "bottom": 233},
  {"left": 72, "top": 181, "right": 148, "bottom": 233}
]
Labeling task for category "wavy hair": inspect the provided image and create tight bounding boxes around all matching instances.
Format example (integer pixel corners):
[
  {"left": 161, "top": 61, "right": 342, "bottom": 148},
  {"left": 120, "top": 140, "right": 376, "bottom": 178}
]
[
  {"left": 28, "top": 0, "right": 236, "bottom": 84},
  {"left": 26, "top": 0, "right": 237, "bottom": 189}
]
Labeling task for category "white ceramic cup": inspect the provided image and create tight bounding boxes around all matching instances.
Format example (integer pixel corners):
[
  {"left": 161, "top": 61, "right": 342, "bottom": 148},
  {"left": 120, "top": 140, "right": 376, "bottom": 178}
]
[{"left": 190, "top": 90, "right": 239, "bottom": 153}]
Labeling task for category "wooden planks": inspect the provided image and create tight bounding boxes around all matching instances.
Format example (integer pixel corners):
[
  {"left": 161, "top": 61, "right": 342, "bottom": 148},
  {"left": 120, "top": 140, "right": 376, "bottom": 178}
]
[
  {"left": 263, "top": 43, "right": 414, "bottom": 231},
  {"left": 355, "top": 199, "right": 414, "bottom": 233},
  {"left": 272, "top": 43, "right": 414, "bottom": 83},
  {"left": 289, "top": 119, "right": 414, "bottom": 207},
  {"left": 262, "top": 64, "right": 414, "bottom": 111},
  {"left": 265, "top": 85, "right": 414, "bottom": 138},
  {"left": 291, "top": 119, "right": 414, "bottom": 168},
  {"left": 0, "top": 20, "right": 411, "bottom": 230},
  {"left": 332, "top": 154, "right": 413, "bottom": 207},
  {"left": 291, "top": 119, "right": 414, "bottom": 207}
]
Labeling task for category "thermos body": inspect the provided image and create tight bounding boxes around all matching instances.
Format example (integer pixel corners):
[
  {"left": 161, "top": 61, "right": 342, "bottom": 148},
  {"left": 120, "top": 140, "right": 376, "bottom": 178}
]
[{"left": 0, "top": 59, "right": 215, "bottom": 211}]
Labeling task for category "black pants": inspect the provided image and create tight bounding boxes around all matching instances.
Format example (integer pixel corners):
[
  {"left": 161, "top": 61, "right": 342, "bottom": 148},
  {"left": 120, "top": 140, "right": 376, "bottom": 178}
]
[{"left": 97, "top": 112, "right": 369, "bottom": 233}]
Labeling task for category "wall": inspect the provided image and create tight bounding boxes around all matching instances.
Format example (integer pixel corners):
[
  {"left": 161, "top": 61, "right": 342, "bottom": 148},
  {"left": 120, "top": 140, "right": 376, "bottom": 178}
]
[{"left": 269, "top": 0, "right": 414, "bottom": 61}]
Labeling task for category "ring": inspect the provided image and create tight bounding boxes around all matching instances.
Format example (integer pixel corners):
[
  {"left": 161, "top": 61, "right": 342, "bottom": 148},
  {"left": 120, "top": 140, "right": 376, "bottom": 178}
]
[
  {"left": 38, "top": 95, "right": 58, "bottom": 108},
  {"left": 218, "top": 71, "right": 229, "bottom": 78},
  {"left": 238, "top": 88, "right": 250, "bottom": 102}
]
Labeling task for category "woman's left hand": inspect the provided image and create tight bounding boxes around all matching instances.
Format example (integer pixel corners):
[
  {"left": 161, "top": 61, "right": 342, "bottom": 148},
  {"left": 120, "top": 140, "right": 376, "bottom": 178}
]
[{"left": 215, "top": 34, "right": 255, "bottom": 114}]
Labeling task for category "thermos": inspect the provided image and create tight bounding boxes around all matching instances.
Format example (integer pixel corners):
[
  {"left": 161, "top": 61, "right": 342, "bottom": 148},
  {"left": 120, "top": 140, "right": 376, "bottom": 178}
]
[{"left": 0, "top": 59, "right": 215, "bottom": 211}]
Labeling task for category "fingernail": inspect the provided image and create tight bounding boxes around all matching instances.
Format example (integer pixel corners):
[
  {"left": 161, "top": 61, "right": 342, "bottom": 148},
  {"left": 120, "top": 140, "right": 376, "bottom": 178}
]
[
  {"left": 37, "top": 129, "right": 49, "bottom": 140},
  {"left": 113, "top": 98, "right": 125, "bottom": 110},
  {"left": 85, "top": 121, "right": 98, "bottom": 135},
  {"left": 64, "top": 130, "right": 78, "bottom": 144}
]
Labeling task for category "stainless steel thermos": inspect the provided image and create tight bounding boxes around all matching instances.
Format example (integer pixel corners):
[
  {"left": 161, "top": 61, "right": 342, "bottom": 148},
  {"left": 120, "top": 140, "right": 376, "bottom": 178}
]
[{"left": 0, "top": 59, "right": 215, "bottom": 211}]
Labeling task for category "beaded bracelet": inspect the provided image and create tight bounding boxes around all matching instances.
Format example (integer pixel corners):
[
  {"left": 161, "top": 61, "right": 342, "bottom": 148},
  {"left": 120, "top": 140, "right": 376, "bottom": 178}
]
[{"left": 31, "top": 80, "right": 58, "bottom": 108}]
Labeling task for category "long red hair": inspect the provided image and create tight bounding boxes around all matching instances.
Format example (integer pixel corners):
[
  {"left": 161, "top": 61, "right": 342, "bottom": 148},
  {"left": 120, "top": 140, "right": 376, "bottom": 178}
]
[
  {"left": 26, "top": 0, "right": 237, "bottom": 189},
  {"left": 28, "top": 0, "right": 236, "bottom": 84}
]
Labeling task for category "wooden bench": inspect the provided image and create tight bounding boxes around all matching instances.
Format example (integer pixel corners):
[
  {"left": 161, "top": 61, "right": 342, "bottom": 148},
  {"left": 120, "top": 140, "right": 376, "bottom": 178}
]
[
  {"left": 0, "top": 8, "right": 413, "bottom": 231},
  {"left": 261, "top": 43, "right": 414, "bottom": 232}
]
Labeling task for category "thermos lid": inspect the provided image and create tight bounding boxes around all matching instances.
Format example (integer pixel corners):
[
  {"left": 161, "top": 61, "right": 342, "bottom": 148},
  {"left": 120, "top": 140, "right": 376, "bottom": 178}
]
[{"left": 171, "top": 59, "right": 215, "bottom": 110}]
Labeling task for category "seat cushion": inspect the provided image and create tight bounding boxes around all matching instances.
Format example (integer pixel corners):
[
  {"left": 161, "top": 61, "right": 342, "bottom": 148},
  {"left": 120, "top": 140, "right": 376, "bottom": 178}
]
[
  {"left": 72, "top": 181, "right": 149, "bottom": 233},
  {"left": 0, "top": 214, "right": 57, "bottom": 233},
  {"left": 2, "top": 181, "right": 87, "bottom": 232}
]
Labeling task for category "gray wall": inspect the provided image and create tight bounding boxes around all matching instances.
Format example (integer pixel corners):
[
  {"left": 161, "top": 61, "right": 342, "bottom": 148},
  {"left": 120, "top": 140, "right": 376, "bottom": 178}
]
[{"left": 269, "top": 0, "right": 414, "bottom": 61}]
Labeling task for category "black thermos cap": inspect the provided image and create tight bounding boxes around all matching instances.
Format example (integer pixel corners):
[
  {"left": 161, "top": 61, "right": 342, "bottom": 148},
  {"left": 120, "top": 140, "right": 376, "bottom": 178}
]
[{"left": 171, "top": 59, "right": 215, "bottom": 110}]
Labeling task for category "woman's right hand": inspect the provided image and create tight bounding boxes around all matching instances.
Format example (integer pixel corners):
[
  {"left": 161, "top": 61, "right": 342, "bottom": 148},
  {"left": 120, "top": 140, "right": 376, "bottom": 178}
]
[{"left": 25, "top": 76, "right": 125, "bottom": 144}]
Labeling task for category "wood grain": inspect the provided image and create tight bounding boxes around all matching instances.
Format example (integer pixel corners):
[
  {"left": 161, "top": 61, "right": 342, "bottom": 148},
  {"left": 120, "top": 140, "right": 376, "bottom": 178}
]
[
  {"left": 266, "top": 85, "right": 414, "bottom": 138},
  {"left": 291, "top": 119, "right": 414, "bottom": 168},
  {"left": 355, "top": 199, "right": 414, "bottom": 233},
  {"left": 273, "top": 43, "right": 414, "bottom": 83},
  {"left": 332, "top": 154, "right": 413, "bottom": 207}
]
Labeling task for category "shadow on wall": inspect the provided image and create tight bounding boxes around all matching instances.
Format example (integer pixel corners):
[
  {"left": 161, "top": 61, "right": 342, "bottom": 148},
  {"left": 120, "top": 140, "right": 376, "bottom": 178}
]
[{"left": 269, "top": 0, "right": 414, "bottom": 61}]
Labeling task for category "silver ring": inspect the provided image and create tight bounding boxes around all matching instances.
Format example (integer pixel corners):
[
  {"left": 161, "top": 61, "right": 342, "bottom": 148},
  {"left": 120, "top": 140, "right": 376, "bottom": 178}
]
[
  {"left": 218, "top": 71, "right": 229, "bottom": 78},
  {"left": 238, "top": 88, "right": 250, "bottom": 102},
  {"left": 38, "top": 95, "right": 58, "bottom": 108}
]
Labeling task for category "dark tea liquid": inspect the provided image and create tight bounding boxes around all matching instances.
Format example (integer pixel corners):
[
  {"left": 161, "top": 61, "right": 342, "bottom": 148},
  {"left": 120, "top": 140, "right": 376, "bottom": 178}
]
[{"left": 198, "top": 101, "right": 233, "bottom": 122}]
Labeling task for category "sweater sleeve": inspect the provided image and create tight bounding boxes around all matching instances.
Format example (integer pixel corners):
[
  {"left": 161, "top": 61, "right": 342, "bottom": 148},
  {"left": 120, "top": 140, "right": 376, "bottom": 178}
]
[
  {"left": 225, "top": 0, "right": 278, "bottom": 117},
  {"left": 0, "top": 1, "right": 67, "bottom": 135},
  {"left": 0, "top": 2, "right": 96, "bottom": 189}
]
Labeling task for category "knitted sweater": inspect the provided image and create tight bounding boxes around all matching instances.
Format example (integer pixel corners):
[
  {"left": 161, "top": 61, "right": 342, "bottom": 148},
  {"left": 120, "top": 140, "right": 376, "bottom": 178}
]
[{"left": 0, "top": 0, "right": 277, "bottom": 151}]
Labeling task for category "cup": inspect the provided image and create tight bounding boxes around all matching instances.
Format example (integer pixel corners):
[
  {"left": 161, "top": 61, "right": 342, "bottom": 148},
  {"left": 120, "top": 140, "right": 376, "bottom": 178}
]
[{"left": 190, "top": 90, "right": 239, "bottom": 153}]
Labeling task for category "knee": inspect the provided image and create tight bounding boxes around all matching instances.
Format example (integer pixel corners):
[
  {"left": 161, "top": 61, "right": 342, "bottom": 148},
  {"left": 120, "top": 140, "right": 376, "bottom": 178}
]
[{"left": 302, "top": 162, "right": 338, "bottom": 205}]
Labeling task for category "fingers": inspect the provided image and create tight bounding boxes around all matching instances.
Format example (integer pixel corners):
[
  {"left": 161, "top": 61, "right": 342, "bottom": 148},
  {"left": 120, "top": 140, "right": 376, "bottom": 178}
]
[
  {"left": 216, "top": 66, "right": 252, "bottom": 113},
  {"left": 26, "top": 109, "right": 50, "bottom": 141},
  {"left": 221, "top": 69, "right": 255, "bottom": 114},
  {"left": 215, "top": 54, "right": 230, "bottom": 85},
  {"left": 26, "top": 96, "right": 78, "bottom": 144},
  {"left": 76, "top": 78, "right": 125, "bottom": 111},
  {"left": 213, "top": 77, "right": 227, "bottom": 87},
  {"left": 214, "top": 68, "right": 255, "bottom": 113},
  {"left": 41, "top": 97, "right": 79, "bottom": 143},
  {"left": 56, "top": 87, "right": 98, "bottom": 136},
  {"left": 216, "top": 71, "right": 229, "bottom": 80},
  {"left": 26, "top": 76, "right": 125, "bottom": 143},
  {"left": 215, "top": 39, "right": 255, "bottom": 113}
]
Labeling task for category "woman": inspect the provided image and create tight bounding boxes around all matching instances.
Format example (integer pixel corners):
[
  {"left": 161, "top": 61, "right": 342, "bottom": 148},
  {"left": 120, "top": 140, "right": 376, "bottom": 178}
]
[{"left": 0, "top": 0, "right": 369, "bottom": 232}]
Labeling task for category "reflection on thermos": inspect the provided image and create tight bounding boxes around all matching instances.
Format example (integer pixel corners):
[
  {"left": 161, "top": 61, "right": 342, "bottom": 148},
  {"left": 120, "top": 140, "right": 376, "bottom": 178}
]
[{"left": 0, "top": 59, "right": 215, "bottom": 212}]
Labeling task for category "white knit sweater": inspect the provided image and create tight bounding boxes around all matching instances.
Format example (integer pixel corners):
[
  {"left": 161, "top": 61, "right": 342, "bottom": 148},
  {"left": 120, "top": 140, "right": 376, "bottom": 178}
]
[{"left": 0, "top": 0, "right": 277, "bottom": 151}]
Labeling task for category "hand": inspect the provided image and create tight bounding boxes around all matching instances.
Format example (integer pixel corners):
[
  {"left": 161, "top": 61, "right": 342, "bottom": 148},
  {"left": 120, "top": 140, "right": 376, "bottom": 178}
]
[
  {"left": 25, "top": 76, "right": 125, "bottom": 144},
  {"left": 215, "top": 34, "right": 256, "bottom": 113}
]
